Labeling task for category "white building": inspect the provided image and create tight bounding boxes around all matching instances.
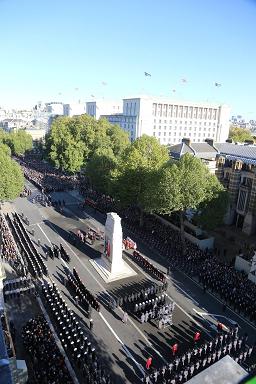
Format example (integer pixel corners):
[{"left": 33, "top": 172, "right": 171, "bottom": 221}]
[
  {"left": 63, "top": 102, "right": 86, "bottom": 117},
  {"left": 86, "top": 100, "right": 122, "bottom": 120},
  {"left": 45, "top": 102, "right": 64, "bottom": 115},
  {"left": 101, "top": 96, "right": 230, "bottom": 144}
]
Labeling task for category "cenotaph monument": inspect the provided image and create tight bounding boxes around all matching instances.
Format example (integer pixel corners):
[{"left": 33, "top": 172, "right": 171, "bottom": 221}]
[{"left": 90, "top": 212, "right": 137, "bottom": 283}]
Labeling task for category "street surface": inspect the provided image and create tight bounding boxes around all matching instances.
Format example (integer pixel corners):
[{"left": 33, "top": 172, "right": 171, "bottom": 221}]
[{"left": 7, "top": 180, "right": 256, "bottom": 383}]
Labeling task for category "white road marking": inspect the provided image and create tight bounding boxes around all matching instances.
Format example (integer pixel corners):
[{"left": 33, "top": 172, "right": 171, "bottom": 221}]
[
  {"left": 166, "top": 275, "right": 199, "bottom": 306},
  {"left": 177, "top": 267, "right": 256, "bottom": 330},
  {"left": 37, "top": 223, "right": 52, "bottom": 245},
  {"left": 38, "top": 218, "right": 145, "bottom": 378},
  {"left": 38, "top": 218, "right": 167, "bottom": 367},
  {"left": 126, "top": 257, "right": 212, "bottom": 338},
  {"left": 99, "top": 312, "right": 145, "bottom": 377},
  {"left": 118, "top": 307, "right": 168, "bottom": 364}
]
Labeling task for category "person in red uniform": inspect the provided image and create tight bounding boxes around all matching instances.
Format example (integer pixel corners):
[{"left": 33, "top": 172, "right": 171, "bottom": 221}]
[
  {"left": 171, "top": 343, "right": 178, "bottom": 357},
  {"left": 194, "top": 331, "right": 201, "bottom": 344},
  {"left": 146, "top": 357, "right": 152, "bottom": 370}
]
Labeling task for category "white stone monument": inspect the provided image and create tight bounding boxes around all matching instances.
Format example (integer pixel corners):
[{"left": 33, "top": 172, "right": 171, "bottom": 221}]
[{"left": 90, "top": 212, "right": 137, "bottom": 283}]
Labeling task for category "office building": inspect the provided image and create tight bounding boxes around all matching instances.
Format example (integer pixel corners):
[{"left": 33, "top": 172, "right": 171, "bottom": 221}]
[
  {"left": 102, "top": 96, "right": 230, "bottom": 143},
  {"left": 86, "top": 100, "right": 122, "bottom": 120}
]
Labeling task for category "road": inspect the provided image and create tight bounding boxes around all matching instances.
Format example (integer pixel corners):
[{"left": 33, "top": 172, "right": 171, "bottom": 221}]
[{"left": 7, "top": 181, "right": 256, "bottom": 383}]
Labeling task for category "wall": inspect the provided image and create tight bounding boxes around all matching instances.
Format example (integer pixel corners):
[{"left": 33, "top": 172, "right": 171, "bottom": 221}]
[
  {"left": 234, "top": 255, "right": 251, "bottom": 274},
  {"left": 153, "top": 214, "right": 214, "bottom": 250}
]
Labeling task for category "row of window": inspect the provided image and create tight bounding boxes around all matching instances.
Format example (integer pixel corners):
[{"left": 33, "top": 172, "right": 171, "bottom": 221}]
[
  {"left": 154, "top": 131, "right": 215, "bottom": 138},
  {"left": 154, "top": 119, "right": 216, "bottom": 126},
  {"left": 154, "top": 125, "right": 215, "bottom": 131},
  {"left": 152, "top": 104, "right": 218, "bottom": 120}
]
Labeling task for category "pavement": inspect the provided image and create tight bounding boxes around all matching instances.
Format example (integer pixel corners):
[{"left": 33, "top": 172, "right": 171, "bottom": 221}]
[{"left": 5, "top": 180, "right": 256, "bottom": 383}]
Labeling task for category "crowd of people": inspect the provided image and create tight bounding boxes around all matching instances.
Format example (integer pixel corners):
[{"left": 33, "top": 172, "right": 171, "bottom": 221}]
[
  {"left": 48, "top": 243, "right": 71, "bottom": 262},
  {"left": 0, "top": 214, "right": 27, "bottom": 276},
  {"left": 42, "top": 282, "right": 111, "bottom": 384},
  {"left": 117, "top": 283, "right": 168, "bottom": 309},
  {"left": 131, "top": 250, "right": 166, "bottom": 282},
  {"left": 20, "top": 186, "right": 32, "bottom": 198},
  {"left": 71, "top": 268, "right": 101, "bottom": 312},
  {"left": 3, "top": 276, "right": 35, "bottom": 301},
  {"left": 17, "top": 156, "right": 79, "bottom": 193},
  {"left": 143, "top": 330, "right": 255, "bottom": 383},
  {"left": 6, "top": 212, "right": 48, "bottom": 278},
  {"left": 22, "top": 315, "right": 73, "bottom": 384}
]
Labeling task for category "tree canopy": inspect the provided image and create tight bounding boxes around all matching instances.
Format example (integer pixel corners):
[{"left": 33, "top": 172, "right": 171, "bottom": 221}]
[
  {"left": 45, "top": 115, "right": 129, "bottom": 173},
  {"left": 112, "top": 135, "right": 169, "bottom": 222},
  {"left": 229, "top": 126, "right": 254, "bottom": 143},
  {"left": 153, "top": 153, "right": 228, "bottom": 249},
  {"left": 4, "top": 130, "right": 33, "bottom": 155},
  {"left": 0, "top": 152, "right": 24, "bottom": 201}
]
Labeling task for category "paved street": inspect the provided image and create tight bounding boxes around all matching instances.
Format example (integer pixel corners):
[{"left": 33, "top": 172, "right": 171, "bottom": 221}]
[{"left": 6, "top": 180, "right": 256, "bottom": 383}]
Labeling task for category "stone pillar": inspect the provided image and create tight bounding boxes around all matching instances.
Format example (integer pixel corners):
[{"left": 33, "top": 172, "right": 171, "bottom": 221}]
[{"left": 103, "top": 212, "right": 124, "bottom": 275}]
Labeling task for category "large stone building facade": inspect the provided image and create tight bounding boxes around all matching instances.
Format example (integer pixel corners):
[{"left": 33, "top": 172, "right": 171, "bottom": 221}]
[{"left": 170, "top": 139, "right": 256, "bottom": 235}]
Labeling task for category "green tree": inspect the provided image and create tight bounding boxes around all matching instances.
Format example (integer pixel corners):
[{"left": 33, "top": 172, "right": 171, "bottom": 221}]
[
  {"left": 229, "top": 126, "right": 254, "bottom": 143},
  {"left": 155, "top": 153, "right": 227, "bottom": 252},
  {"left": 193, "top": 189, "right": 230, "bottom": 230},
  {"left": 113, "top": 135, "right": 169, "bottom": 225},
  {"left": 86, "top": 147, "right": 117, "bottom": 193},
  {"left": 46, "top": 114, "right": 129, "bottom": 173},
  {"left": 0, "top": 142, "right": 11, "bottom": 157},
  {"left": 0, "top": 152, "right": 24, "bottom": 200},
  {"left": 5, "top": 130, "right": 33, "bottom": 155},
  {"left": 47, "top": 119, "right": 86, "bottom": 172}
]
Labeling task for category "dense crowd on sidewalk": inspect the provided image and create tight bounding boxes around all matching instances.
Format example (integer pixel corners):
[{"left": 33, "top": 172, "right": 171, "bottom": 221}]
[
  {"left": 17, "top": 155, "right": 79, "bottom": 192},
  {"left": 18, "top": 155, "right": 256, "bottom": 326},
  {"left": 22, "top": 315, "right": 73, "bottom": 384}
]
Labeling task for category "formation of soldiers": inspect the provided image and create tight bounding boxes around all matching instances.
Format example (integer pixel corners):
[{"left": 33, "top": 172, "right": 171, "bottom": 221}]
[
  {"left": 131, "top": 250, "right": 166, "bottom": 282},
  {"left": 22, "top": 315, "right": 73, "bottom": 384},
  {"left": 42, "top": 282, "right": 111, "bottom": 384},
  {"left": 7, "top": 212, "right": 48, "bottom": 278},
  {"left": 0, "top": 214, "right": 26, "bottom": 276},
  {"left": 3, "top": 276, "right": 35, "bottom": 301},
  {"left": 71, "top": 268, "right": 101, "bottom": 312},
  {"left": 143, "top": 330, "right": 255, "bottom": 383},
  {"left": 48, "top": 243, "right": 70, "bottom": 262}
]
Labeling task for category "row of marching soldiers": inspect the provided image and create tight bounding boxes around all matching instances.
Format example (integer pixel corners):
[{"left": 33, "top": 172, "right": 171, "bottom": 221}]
[{"left": 143, "top": 328, "right": 255, "bottom": 384}]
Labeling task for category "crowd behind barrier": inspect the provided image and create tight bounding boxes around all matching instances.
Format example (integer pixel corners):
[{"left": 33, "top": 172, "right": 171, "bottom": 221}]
[
  {"left": 79, "top": 186, "right": 256, "bottom": 326},
  {"left": 22, "top": 315, "right": 73, "bottom": 384},
  {"left": 17, "top": 156, "right": 79, "bottom": 193},
  {"left": 0, "top": 214, "right": 27, "bottom": 276},
  {"left": 6, "top": 212, "right": 48, "bottom": 278},
  {"left": 143, "top": 330, "right": 255, "bottom": 384},
  {"left": 42, "top": 282, "right": 111, "bottom": 384}
]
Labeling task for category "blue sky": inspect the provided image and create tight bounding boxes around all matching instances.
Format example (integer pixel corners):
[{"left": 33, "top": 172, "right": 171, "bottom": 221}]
[{"left": 0, "top": 0, "right": 256, "bottom": 118}]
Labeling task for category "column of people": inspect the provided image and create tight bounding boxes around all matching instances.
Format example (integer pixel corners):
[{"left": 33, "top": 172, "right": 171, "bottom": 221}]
[
  {"left": 143, "top": 330, "right": 255, "bottom": 384},
  {"left": 42, "top": 282, "right": 111, "bottom": 384}
]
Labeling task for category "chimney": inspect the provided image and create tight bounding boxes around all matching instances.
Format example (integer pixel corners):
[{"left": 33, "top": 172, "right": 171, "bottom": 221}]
[
  {"left": 226, "top": 139, "right": 233, "bottom": 143},
  {"left": 182, "top": 138, "right": 191, "bottom": 146},
  {"left": 205, "top": 138, "right": 214, "bottom": 147},
  {"left": 244, "top": 139, "right": 254, "bottom": 145}
]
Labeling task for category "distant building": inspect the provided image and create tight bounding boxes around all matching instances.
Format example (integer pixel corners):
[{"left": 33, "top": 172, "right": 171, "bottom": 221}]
[
  {"left": 45, "top": 102, "right": 64, "bottom": 115},
  {"left": 170, "top": 138, "right": 218, "bottom": 173},
  {"left": 86, "top": 100, "right": 122, "bottom": 120},
  {"left": 63, "top": 102, "right": 86, "bottom": 117},
  {"left": 102, "top": 96, "right": 230, "bottom": 143}
]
